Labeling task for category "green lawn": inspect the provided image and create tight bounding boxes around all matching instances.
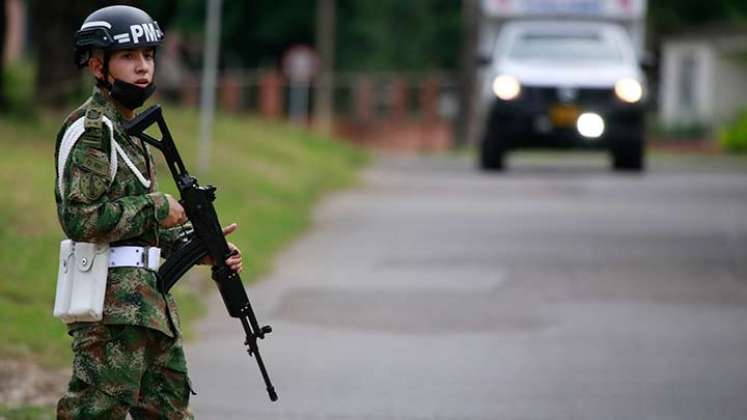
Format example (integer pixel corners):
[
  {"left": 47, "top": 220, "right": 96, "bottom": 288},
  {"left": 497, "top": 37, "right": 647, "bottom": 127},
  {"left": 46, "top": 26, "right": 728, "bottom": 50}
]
[
  {"left": 0, "top": 405, "right": 55, "bottom": 420},
  {"left": 0, "top": 105, "right": 367, "bottom": 370}
]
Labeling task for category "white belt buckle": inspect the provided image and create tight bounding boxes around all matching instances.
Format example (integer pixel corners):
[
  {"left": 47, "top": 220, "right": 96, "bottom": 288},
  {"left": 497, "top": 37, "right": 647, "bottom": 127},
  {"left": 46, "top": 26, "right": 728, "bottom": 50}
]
[{"left": 109, "top": 246, "right": 161, "bottom": 271}]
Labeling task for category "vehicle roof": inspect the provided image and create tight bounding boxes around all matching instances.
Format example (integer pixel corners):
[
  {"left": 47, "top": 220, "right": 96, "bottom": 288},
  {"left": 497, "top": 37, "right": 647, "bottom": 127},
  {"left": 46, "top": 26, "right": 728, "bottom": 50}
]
[{"left": 502, "top": 19, "right": 626, "bottom": 34}]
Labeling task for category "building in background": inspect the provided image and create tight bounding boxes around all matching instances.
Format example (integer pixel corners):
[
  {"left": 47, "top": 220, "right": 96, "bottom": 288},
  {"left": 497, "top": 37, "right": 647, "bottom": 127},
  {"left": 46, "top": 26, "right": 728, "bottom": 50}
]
[{"left": 659, "top": 26, "right": 747, "bottom": 132}]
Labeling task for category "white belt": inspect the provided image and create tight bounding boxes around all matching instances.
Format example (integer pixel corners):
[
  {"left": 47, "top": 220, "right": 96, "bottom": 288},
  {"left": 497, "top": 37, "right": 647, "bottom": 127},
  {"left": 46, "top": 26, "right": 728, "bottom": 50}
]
[{"left": 109, "top": 246, "right": 161, "bottom": 271}]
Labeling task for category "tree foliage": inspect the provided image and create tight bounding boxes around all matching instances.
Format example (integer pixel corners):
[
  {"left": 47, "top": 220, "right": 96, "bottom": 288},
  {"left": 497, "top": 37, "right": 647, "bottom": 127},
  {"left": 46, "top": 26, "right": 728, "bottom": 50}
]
[
  {"left": 649, "top": 0, "right": 747, "bottom": 36},
  {"left": 15, "top": 0, "right": 747, "bottom": 111},
  {"left": 336, "top": 0, "right": 461, "bottom": 71},
  {"left": 142, "top": 0, "right": 461, "bottom": 72},
  {"left": 29, "top": 0, "right": 133, "bottom": 108}
]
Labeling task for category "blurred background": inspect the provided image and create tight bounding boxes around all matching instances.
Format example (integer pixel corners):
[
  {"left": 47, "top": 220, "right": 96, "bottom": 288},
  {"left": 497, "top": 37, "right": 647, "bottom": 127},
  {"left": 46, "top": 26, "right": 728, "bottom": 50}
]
[
  {"left": 2, "top": 1, "right": 747, "bottom": 418},
  {"left": 1, "top": 0, "right": 744, "bottom": 152}
]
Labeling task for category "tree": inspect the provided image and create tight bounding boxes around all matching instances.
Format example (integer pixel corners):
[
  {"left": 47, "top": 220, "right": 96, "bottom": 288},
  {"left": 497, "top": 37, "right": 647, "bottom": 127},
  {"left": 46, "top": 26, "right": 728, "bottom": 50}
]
[
  {"left": 146, "top": 0, "right": 461, "bottom": 72},
  {"left": 336, "top": 0, "right": 461, "bottom": 71},
  {"left": 649, "top": 0, "right": 747, "bottom": 40},
  {"left": 29, "top": 0, "right": 135, "bottom": 108},
  {"left": 30, "top": 1, "right": 89, "bottom": 107},
  {"left": 140, "top": 0, "right": 315, "bottom": 70}
]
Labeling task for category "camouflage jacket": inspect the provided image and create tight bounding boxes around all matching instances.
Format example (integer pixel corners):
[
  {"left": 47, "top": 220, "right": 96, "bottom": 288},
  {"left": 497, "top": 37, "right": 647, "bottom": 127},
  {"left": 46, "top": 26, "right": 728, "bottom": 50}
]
[{"left": 54, "top": 88, "right": 184, "bottom": 338}]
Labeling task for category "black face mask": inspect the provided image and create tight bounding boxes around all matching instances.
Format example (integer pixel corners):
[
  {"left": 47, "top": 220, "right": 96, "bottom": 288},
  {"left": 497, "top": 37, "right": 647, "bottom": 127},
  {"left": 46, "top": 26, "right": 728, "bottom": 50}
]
[{"left": 109, "top": 79, "right": 156, "bottom": 110}]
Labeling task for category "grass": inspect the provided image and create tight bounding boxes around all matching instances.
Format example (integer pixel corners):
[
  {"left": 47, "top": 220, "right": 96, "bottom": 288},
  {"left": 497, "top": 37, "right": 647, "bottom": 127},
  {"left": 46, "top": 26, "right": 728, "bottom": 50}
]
[
  {"left": 0, "top": 103, "right": 367, "bottom": 372},
  {"left": 0, "top": 405, "right": 55, "bottom": 420},
  {"left": 2, "top": 60, "right": 37, "bottom": 119}
]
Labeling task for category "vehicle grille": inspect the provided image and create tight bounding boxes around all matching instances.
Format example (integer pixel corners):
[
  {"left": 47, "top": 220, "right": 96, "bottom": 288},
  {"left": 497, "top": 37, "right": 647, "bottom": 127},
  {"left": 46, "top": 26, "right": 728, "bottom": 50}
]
[{"left": 522, "top": 86, "right": 615, "bottom": 106}]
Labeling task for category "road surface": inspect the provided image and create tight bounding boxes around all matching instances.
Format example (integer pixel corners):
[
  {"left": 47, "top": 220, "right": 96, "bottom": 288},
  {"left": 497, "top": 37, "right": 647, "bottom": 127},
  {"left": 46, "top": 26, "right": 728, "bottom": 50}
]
[{"left": 187, "top": 153, "right": 747, "bottom": 420}]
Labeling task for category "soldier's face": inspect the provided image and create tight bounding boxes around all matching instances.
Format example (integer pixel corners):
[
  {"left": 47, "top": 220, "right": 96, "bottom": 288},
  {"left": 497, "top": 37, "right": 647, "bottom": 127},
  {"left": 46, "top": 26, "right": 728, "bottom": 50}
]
[{"left": 91, "top": 48, "right": 155, "bottom": 87}]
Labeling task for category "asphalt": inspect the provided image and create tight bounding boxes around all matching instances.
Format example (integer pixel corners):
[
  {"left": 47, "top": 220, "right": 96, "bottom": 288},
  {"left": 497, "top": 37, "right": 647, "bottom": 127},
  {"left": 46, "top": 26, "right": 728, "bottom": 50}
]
[{"left": 186, "top": 152, "right": 747, "bottom": 420}]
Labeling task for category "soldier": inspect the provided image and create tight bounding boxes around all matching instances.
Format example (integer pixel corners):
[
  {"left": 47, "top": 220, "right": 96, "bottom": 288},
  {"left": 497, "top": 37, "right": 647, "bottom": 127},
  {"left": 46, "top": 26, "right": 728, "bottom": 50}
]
[{"left": 54, "top": 5, "right": 242, "bottom": 418}]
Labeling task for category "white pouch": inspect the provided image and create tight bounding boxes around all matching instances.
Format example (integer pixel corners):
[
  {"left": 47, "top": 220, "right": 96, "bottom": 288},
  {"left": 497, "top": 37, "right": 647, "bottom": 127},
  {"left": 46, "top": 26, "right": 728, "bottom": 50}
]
[{"left": 53, "top": 240, "right": 110, "bottom": 323}]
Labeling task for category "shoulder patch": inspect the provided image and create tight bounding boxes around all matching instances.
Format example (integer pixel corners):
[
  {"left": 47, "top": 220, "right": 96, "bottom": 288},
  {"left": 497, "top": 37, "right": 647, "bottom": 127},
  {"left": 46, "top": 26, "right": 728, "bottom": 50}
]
[
  {"left": 80, "top": 128, "right": 104, "bottom": 148},
  {"left": 72, "top": 147, "right": 110, "bottom": 178},
  {"left": 84, "top": 108, "right": 103, "bottom": 129},
  {"left": 82, "top": 108, "right": 106, "bottom": 148}
]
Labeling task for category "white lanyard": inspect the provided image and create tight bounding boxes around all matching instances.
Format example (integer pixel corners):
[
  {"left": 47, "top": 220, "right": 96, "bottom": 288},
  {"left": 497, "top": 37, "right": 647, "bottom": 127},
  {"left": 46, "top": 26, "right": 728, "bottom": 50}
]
[{"left": 57, "top": 116, "right": 151, "bottom": 197}]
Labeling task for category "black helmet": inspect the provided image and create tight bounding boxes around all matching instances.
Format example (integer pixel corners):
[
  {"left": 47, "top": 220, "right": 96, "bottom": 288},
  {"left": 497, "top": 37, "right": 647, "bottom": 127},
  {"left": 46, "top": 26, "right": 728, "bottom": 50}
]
[{"left": 74, "top": 5, "right": 165, "bottom": 68}]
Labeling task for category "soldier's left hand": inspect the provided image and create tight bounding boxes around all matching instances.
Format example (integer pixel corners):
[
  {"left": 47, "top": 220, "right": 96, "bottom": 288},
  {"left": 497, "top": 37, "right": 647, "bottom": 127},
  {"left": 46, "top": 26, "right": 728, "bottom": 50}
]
[
  {"left": 225, "top": 241, "right": 242, "bottom": 273},
  {"left": 201, "top": 223, "right": 243, "bottom": 273}
]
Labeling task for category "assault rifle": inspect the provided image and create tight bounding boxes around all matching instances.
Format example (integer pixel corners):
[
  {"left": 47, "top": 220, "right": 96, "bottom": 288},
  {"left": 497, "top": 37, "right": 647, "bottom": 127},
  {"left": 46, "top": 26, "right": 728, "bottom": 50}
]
[{"left": 125, "top": 105, "right": 278, "bottom": 402}]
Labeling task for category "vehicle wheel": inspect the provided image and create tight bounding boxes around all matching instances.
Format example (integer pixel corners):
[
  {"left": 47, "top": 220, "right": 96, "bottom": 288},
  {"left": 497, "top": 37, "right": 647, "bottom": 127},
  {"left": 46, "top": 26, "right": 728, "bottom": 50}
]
[
  {"left": 611, "top": 137, "right": 644, "bottom": 172},
  {"left": 479, "top": 133, "right": 506, "bottom": 171}
]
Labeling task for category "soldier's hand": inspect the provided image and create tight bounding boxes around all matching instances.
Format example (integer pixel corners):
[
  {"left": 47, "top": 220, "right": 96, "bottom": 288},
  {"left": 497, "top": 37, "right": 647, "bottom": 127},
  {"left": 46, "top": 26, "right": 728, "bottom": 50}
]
[
  {"left": 224, "top": 241, "right": 243, "bottom": 273},
  {"left": 160, "top": 194, "right": 187, "bottom": 228},
  {"left": 200, "top": 223, "right": 243, "bottom": 273}
]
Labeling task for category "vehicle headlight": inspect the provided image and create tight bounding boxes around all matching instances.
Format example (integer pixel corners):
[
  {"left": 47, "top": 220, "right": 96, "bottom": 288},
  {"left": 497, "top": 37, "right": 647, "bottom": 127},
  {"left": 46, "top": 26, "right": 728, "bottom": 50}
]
[
  {"left": 577, "top": 112, "right": 605, "bottom": 138},
  {"left": 614, "top": 78, "right": 643, "bottom": 103},
  {"left": 492, "top": 75, "right": 521, "bottom": 101}
]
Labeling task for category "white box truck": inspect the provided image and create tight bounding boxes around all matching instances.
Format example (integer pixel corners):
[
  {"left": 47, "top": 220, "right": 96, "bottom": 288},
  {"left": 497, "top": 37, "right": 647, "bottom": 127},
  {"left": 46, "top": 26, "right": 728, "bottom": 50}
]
[{"left": 477, "top": 0, "right": 648, "bottom": 171}]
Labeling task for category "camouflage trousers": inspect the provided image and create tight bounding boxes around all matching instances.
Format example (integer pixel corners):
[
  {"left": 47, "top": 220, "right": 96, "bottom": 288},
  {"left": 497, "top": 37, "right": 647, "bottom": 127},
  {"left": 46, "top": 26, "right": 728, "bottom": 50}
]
[{"left": 57, "top": 324, "right": 195, "bottom": 419}]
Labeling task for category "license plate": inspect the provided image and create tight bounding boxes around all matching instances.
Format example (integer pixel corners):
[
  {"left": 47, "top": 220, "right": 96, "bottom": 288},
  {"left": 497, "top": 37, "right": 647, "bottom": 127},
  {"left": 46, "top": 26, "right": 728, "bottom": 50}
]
[{"left": 549, "top": 104, "right": 580, "bottom": 127}]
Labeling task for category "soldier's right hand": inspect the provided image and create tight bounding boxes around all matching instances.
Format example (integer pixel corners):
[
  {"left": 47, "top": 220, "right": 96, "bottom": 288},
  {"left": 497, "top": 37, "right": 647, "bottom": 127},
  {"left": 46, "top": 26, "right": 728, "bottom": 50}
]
[{"left": 160, "top": 194, "right": 187, "bottom": 228}]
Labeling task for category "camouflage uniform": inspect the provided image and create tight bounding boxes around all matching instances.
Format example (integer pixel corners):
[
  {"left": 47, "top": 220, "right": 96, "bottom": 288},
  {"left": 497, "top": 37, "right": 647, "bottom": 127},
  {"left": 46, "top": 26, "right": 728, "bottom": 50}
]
[{"left": 55, "top": 88, "right": 194, "bottom": 419}]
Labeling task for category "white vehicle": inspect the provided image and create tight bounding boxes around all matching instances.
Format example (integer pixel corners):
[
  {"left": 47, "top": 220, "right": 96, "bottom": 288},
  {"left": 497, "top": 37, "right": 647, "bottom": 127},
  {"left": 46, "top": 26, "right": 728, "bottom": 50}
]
[{"left": 477, "top": 0, "right": 648, "bottom": 171}]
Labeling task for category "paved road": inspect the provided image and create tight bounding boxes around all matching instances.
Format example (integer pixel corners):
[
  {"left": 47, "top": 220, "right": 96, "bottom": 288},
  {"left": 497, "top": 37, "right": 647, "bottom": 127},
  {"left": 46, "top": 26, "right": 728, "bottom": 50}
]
[{"left": 187, "top": 153, "right": 747, "bottom": 420}]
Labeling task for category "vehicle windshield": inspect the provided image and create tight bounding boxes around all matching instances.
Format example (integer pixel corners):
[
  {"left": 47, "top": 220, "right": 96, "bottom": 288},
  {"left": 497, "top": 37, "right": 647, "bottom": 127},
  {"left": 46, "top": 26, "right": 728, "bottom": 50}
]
[{"left": 508, "top": 31, "right": 623, "bottom": 62}]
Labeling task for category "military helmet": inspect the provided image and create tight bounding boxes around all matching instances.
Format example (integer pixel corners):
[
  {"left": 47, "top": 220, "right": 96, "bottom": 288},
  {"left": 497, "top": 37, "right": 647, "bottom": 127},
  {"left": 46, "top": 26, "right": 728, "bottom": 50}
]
[{"left": 74, "top": 5, "right": 165, "bottom": 68}]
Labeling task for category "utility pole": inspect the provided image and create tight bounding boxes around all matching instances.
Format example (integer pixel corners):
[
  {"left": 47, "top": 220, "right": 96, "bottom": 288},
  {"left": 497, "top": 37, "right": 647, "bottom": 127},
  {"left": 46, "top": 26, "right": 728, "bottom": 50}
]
[
  {"left": 456, "top": 0, "right": 480, "bottom": 147},
  {"left": 314, "top": 0, "right": 335, "bottom": 136},
  {"left": 198, "top": 0, "right": 222, "bottom": 174}
]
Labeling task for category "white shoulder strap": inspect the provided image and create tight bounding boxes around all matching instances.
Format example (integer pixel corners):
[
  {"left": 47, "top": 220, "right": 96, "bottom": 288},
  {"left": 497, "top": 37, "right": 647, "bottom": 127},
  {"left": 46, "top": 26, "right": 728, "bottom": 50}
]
[
  {"left": 112, "top": 135, "right": 152, "bottom": 191},
  {"left": 103, "top": 116, "right": 152, "bottom": 191},
  {"left": 57, "top": 117, "right": 116, "bottom": 197},
  {"left": 57, "top": 116, "right": 151, "bottom": 197}
]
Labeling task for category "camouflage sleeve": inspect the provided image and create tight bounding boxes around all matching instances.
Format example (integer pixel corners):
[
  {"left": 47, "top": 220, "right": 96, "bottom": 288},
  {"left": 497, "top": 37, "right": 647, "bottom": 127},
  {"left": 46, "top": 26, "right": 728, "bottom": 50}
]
[{"left": 59, "top": 130, "right": 171, "bottom": 243}]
